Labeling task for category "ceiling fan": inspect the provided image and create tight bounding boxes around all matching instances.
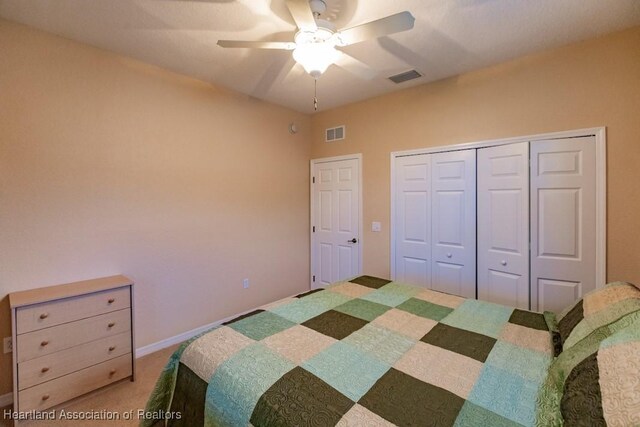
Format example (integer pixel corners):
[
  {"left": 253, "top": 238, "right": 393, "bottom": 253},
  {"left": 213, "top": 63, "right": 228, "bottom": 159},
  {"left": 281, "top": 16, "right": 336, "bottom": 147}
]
[{"left": 217, "top": 0, "right": 415, "bottom": 80}]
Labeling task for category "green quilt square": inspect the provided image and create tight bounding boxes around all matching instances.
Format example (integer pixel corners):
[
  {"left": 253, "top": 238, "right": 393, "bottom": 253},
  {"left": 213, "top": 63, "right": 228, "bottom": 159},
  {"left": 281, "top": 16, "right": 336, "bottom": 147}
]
[
  {"left": 454, "top": 401, "right": 521, "bottom": 427},
  {"left": 441, "top": 300, "right": 513, "bottom": 338},
  {"left": 268, "top": 298, "right": 331, "bottom": 324},
  {"left": 360, "top": 368, "right": 465, "bottom": 427},
  {"left": 206, "top": 343, "right": 294, "bottom": 426},
  {"left": 302, "top": 290, "right": 352, "bottom": 309},
  {"left": 397, "top": 298, "right": 453, "bottom": 321},
  {"left": 334, "top": 299, "right": 390, "bottom": 321},
  {"left": 229, "top": 310, "right": 296, "bottom": 340},
  {"left": 343, "top": 323, "right": 416, "bottom": 365},
  {"left": 303, "top": 342, "right": 391, "bottom": 401},
  {"left": 380, "top": 282, "right": 422, "bottom": 297},
  {"left": 361, "top": 289, "right": 411, "bottom": 307},
  {"left": 251, "top": 367, "right": 354, "bottom": 426}
]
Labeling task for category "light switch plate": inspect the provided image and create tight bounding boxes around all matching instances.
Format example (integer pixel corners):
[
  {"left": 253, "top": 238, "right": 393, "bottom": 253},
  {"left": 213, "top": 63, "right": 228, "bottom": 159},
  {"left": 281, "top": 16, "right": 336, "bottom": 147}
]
[{"left": 371, "top": 222, "right": 381, "bottom": 232}]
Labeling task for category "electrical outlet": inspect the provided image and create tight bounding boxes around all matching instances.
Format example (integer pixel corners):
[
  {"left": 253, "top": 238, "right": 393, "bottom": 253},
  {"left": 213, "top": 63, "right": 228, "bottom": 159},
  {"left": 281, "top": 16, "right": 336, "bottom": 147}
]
[
  {"left": 243, "top": 278, "right": 250, "bottom": 289},
  {"left": 3, "top": 337, "right": 12, "bottom": 354}
]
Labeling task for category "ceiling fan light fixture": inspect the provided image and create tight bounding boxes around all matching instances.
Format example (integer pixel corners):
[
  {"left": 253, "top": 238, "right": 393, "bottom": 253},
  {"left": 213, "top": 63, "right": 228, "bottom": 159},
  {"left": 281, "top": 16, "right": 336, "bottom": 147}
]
[{"left": 292, "top": 42, "right": 340, "bottom": 79}]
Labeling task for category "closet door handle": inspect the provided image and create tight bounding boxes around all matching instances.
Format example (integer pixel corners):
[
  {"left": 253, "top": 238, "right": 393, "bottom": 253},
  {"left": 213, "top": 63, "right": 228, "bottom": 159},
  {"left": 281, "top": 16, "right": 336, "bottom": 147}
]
[{"left": 347, "top": 238, "right": 358, "bottom": 244}]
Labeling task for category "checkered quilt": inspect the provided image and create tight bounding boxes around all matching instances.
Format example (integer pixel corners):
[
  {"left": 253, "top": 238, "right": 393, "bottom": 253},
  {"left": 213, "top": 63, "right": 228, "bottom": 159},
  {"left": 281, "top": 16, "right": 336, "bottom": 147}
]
[{"left": 143, "top": 276, "right": 554, "bottom": 427}]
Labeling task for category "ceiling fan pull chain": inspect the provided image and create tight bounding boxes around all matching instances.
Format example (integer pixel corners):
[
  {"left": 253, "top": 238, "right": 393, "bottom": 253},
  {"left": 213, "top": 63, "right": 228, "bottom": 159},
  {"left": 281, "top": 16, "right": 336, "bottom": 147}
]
[{"left": 314, "top": 78, "right": 318, "bottom": 111}]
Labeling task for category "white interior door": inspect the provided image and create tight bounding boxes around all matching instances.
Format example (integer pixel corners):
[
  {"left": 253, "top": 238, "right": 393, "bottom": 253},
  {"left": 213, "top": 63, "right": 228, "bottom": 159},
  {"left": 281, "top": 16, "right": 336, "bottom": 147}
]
[
  {"left": 531, "top": 137, "right": 596, "bottom": 312},
  {"left": 312, "top": 157, "right": 360, "bottom": 288},
  {"left": 394, "top": 154, "right": 431, "bottom": 288},
  {"left": 431, "top": 150, "right": 477, "bottom": 298},
  {"left": 478, "top": 142, "right": 530, "bottom": 309}
]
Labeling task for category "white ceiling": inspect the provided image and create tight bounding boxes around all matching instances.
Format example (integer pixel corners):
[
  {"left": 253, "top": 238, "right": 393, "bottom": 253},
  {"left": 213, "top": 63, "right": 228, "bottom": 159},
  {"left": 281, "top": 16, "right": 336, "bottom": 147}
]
[{"left": 2, "top": 0, "right": 640, "bottom": 113}]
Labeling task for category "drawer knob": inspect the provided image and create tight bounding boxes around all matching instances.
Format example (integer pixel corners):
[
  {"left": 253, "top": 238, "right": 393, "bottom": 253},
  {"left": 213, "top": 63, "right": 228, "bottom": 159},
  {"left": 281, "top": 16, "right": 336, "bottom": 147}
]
[
  {"left": 108, "top": 322, "right": 116, "bottom": 328},
  {"left": 446, "top": 253, "right": 452, "bottom": 258},
  {"left": 108, "top": 346, "right": 116, "bottom": 352},
  {"left": 39, "top": 313, "right": 49, "bottom": 320},
  {"left": 41, "top": 340, "right": 49, "bottom": 347},
  {"left": 109, "top": 369, "right": 117, "bottom": 376},
  {"left": 41, "top": 367, "right": 50, "bottom": 373},
  {"left": 108, "top": 298, "right": 115, "bottom": 304},
  {"left": 42, "top": 394, "right": 50, "bottom": 401},
  {"left": 501, "top": 260, "right": 507, "bottom": 266}
]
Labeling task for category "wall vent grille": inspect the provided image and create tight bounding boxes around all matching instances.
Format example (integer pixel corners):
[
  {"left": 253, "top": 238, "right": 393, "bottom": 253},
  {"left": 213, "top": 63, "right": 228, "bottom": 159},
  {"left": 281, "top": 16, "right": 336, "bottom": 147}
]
[
  {"left": 325, "top": 125, "right": 345, "bottom": 142},
  {"left": 388, "top": 69, "right": 422, "bottom": 84}
]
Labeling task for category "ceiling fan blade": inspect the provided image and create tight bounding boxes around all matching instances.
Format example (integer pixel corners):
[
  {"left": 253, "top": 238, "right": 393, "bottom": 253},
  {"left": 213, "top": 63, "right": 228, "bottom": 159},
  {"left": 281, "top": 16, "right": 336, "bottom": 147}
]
[
  {"left": 252, "top": 52, "right": 293, "bottom": 98},
  {"left": 285, "top": 0, "right": 318, "bottom": 32},
  {"left": 334, "top": 52, "right": 377, "bottom": 80},
  {"left": 217, "top": 40, "right": 296, "bottom": 50},
  {"left": 336, "top": 11, "right": 415, "bottom": 46}
]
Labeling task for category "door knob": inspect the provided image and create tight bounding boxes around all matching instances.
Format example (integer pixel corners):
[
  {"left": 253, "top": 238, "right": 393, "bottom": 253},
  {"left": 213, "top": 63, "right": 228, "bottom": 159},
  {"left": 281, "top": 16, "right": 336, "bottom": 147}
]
[
  {"left": 501, "top": 260, "right": 507, "bottom": 266},
  {"left": 347, "top": 238, "right": 358, "bottom": 244}
]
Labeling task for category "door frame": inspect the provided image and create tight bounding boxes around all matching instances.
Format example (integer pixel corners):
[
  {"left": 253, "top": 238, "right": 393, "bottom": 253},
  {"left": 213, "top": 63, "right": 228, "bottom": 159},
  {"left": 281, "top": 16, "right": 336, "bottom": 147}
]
[
  {"left": 390, "top": 126, "right": 606, "bottom": 288},
  {"left": 310, "top": 153, "right": 363, "bottom": 289}
]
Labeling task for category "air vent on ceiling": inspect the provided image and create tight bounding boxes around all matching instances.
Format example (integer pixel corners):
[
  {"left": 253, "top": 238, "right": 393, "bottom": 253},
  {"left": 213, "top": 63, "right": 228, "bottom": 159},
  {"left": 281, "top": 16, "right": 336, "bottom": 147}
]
[
  {"left": 388, "top": 69, "right": 422, "bottom": 84},
  {"left": 325, "top": 125, "right": 345, "bottom": 142}
]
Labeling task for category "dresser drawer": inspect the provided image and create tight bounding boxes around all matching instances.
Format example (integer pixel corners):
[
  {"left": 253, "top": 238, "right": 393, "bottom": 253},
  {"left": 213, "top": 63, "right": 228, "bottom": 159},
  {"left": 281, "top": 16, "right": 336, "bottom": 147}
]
[
  {"left": 18, "top": 332, "right": 131, "bottom": 390},
  {"left": 16, "top": 286, "right": 130, "bottom": 334},
  {"left": 18, "top": 353, "right": 132, "bottom": 412},
  {"left": 17, "top": 309, "right": 131, "bottom": 363}
]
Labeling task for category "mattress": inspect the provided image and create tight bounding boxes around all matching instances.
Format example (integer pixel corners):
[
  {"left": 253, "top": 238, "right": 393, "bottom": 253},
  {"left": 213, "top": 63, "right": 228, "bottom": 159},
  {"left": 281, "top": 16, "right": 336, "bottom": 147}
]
[{"left": 142, "top": 276, "right": 555, "bottom": 427}]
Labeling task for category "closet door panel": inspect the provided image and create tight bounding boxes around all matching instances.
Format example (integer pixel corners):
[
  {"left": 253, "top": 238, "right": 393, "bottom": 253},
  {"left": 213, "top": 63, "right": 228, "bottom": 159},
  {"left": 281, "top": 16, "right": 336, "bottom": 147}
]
[
  {"left": 478, "top": 142, "right": 529, "bottom": 309},
  {"left": 431, "top": 150, "right": 476, "bottom": 298},
  {"left": 394, "top": 155, "right": 431, "bottom": 288},
  {"left": 531, "top": 137, "right": 596, "bottom": 312}
]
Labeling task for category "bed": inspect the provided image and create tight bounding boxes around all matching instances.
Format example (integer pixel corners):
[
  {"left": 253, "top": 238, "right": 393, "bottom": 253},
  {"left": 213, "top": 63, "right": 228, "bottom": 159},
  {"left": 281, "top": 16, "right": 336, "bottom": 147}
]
[{"left": 142, "top": 276, "right": 640, "bottom": 427}]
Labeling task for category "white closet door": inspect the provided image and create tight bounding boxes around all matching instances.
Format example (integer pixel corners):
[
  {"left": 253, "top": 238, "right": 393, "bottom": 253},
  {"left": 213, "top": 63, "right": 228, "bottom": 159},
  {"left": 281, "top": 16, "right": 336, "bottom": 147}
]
[
  {"left": 477, "top": 142, "right": 529, "bottom": 309},
  {"left": 531, "top": 137, "right": 596, "bottom": 312},
  {"left": 394, "top": 155, "right": 431, "bottom": 288},
  {"left": 431, "top": 150, "right": 477, "bottom": 298}
]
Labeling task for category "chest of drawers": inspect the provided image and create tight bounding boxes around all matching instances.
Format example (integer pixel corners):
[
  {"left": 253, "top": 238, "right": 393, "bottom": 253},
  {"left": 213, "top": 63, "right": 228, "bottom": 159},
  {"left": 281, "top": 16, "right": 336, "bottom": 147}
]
[{"left": 9, "top": 275, "right": 135, "bottom": 413}]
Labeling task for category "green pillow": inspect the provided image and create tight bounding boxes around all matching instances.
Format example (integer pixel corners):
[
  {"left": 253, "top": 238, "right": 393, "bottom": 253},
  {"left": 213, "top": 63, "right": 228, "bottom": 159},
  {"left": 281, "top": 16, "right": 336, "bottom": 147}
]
[
  {"left": 536, "top": 310, "right": 640, "bottom": 426},
  {"left": 552, "top": 282, "right": 640, "bottom": 355}
]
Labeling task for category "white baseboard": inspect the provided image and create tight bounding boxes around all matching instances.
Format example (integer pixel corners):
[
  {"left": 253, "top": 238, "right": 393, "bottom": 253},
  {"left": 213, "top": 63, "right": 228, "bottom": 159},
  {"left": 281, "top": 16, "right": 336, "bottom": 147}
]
[
  {"left": 134, "top": 306, "right": 260, "bottom": 358},
  {"left": 0, "top": 392, "right": 12, "bottom": 407}
]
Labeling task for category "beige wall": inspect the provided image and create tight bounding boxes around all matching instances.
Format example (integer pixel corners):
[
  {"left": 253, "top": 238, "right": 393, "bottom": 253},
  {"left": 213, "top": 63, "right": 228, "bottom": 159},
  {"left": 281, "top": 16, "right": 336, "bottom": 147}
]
[
  {"left": 0, "top": 20, "right": 311, "bottom": 395},
  {"left": 311, "top": 26, "right": 640, "bottom": 286}
]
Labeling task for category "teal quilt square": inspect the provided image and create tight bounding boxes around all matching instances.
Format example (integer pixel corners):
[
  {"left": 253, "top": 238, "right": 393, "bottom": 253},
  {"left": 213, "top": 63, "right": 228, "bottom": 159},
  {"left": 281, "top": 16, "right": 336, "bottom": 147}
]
[
  {"left": 229, "top": 310, "right": 295, "bottom": 340},
  {"left": 468, "top": 364, "right": 539, "bottom": 426},
  {"left": 454, "top": 401, "right": 521, "bottom": 427},
  {"left": 206, "top": 343, "right": 294, "bottom": 427},
  {"left": 269, "top": 298, "right": 330, "bottom": 324},
  {"left": 485, "top": 341, "right": 551, "bottom": 385},
  {"left": 397, "top": 298, "right": 453, "bottom": 321},
  {"left": 334, "top": 298, "right": 390, "bottom": 321},
  {"left": 302, "top": 341, "right": 391, "bottom": 401},
  {"left": 441, "top": 300, "right": 513, "bottom": 338},
  {"left": 342, "top": 323, "right": 416, "bottom": 365}
]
